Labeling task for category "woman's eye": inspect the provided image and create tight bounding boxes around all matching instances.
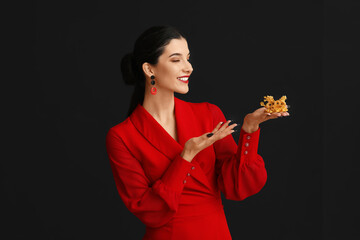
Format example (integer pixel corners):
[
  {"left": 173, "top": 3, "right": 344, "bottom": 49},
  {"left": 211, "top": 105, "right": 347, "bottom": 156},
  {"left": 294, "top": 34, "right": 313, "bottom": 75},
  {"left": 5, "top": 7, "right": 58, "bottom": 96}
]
[{"left": 171, "top": 59, "right": 191, "bottom": 63}]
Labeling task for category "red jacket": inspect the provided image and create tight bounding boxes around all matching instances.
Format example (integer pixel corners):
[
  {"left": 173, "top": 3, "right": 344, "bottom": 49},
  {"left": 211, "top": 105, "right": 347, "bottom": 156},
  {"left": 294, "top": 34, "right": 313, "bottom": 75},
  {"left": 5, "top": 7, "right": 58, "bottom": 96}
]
[{"left": 105, "top": 96, "right": 267, "bottom": 239}]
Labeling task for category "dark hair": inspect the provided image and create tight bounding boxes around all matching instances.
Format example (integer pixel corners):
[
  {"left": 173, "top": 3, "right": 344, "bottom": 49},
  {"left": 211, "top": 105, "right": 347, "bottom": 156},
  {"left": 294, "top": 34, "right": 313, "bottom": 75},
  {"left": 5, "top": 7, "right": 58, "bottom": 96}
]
[{"left": 121, "top": 25, "right": 186, "bottom": 117}]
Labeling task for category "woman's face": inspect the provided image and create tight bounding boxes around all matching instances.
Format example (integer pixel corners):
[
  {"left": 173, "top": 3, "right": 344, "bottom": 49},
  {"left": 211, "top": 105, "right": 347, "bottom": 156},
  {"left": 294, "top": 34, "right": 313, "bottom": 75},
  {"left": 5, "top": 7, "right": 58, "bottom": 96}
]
[{"left": 149, "top": 37, "right": 193, "bottom": 94}]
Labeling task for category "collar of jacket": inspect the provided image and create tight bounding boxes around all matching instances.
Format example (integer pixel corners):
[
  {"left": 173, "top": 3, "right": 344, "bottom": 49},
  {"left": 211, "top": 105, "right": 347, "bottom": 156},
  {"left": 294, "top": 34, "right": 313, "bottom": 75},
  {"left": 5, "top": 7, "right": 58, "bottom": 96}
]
[
  {"left": 129, "top": 96, "right": 216, "bottom": 192},
  {"left": 129, "top": 96, "right": 200, "bottom": 161}
]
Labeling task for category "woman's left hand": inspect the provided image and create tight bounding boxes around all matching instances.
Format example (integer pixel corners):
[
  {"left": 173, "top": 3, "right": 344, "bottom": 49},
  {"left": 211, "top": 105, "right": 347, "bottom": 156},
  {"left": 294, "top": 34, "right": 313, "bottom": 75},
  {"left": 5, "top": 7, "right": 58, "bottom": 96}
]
[{"left": 241, "top": 106, "right": 290, "bottom": 133}]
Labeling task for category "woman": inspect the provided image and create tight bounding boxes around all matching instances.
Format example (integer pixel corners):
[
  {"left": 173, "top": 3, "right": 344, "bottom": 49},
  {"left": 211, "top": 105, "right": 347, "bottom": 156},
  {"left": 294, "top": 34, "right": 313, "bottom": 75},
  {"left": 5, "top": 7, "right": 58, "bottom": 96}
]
[{"left": 106, "top": 25, "right": 289, "bottom": 240}]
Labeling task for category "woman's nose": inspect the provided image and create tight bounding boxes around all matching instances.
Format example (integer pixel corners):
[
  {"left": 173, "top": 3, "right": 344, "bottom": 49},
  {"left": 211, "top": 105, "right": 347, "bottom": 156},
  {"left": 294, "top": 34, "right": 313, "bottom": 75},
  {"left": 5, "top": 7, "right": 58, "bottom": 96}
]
[{"left": 184, "top": 61, "right": 193, "bottom": 73}]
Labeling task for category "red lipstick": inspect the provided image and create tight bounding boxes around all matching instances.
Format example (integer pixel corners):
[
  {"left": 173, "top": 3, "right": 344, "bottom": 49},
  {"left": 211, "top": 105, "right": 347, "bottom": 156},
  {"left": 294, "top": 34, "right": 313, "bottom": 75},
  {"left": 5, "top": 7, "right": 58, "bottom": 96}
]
[{"left": 177, "top": 75, "right": 190, "bottom": 83}]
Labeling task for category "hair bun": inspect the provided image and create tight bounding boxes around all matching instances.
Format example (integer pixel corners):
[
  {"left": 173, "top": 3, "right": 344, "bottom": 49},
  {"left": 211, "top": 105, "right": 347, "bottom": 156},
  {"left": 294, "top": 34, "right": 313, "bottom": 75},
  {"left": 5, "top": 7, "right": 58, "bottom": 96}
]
[{"left": 121, "top": 52, "right": 137, "bottom": 85}]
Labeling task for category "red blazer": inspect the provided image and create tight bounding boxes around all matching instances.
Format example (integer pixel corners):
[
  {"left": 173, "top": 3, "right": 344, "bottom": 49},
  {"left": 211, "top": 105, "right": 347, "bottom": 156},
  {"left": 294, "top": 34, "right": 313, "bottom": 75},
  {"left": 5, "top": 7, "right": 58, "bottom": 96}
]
[{"left": 106, "top": 96, "right": 267, "bottom": 240}]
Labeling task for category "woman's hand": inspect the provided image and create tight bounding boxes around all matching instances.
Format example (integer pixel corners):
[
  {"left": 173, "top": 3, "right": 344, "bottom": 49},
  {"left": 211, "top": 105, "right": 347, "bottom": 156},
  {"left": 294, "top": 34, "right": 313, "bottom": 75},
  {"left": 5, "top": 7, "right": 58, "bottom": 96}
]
[
  {"left": 242, "top": 106, "right": 290, "bottom": 133},
  {"left": 181, "top": 120, "right": 237, "bottom": 162}
]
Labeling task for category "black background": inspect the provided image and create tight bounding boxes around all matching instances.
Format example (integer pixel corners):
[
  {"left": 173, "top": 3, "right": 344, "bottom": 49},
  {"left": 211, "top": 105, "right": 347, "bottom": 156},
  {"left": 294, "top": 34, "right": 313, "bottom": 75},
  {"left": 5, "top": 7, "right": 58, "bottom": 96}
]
[{"left": 4, "top": 0, "right": 359, "bottom": 239}]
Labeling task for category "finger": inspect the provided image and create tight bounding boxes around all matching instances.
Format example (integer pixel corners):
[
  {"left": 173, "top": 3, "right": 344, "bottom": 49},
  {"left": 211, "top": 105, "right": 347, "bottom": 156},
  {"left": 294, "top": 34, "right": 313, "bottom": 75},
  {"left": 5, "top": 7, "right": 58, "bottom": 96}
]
[
  {"left": 222, "top": 123, "right": 238, "bottom": 136},
  {"left": 208, "top": 120, "right": 234, "bottom": 140},
  {"left": 213, "top": 121, "right": 224, "bottom": 132},
  {"left": 217, "top": 120, "right": 232, "bottom": 132},
  {"left": 207, "top": 121, "right": 232, "bottom": 139},
  {"left": 278, "top": 112, "right": 290, "bottom": 117},
  {"left": 218, "top": 125, "right": 237, "bottom": 139},
  {"left": 215, "top": 121, "right": 236, "bottom": 138},
  {"left": 207, "top": 121, "right": 223, "bottom": 138},
  {"left": 229, "top": 121, "right": 238, "bottom": 130},
  {"left": 265, "top": 113, "right": 280, "bottom": 119}
]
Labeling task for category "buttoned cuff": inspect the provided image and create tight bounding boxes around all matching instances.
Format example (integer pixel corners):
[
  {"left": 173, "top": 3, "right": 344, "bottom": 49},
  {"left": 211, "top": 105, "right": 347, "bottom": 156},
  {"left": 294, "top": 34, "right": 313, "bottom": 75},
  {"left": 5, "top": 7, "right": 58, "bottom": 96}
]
[
  {"left": 236, "top": 127, "right": 261, "bottom": 165},
  {"left": 160, "top": 154, "right": 197, "bottom": 193}
]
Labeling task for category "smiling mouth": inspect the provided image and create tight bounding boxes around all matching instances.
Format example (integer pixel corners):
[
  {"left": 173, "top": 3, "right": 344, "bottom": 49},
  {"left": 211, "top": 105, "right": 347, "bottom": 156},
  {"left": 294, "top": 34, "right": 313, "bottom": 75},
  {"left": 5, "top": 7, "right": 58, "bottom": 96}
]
[{"left": 177, "top": 76, "right": 189, "bottom": 82}]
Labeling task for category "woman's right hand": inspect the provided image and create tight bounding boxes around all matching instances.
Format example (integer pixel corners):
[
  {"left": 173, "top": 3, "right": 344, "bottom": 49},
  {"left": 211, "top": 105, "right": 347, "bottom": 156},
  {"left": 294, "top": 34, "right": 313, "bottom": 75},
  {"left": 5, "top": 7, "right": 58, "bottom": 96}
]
[{"left": 180, "top": 120, "right": 237, "bottom": 162}]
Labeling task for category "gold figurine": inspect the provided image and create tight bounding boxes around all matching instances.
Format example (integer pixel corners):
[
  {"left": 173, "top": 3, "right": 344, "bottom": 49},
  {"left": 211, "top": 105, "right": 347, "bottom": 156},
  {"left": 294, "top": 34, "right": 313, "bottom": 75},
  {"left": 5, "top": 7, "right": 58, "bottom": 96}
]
[{"left": 260, "top": 95, "right": 288, "bottom": 113}]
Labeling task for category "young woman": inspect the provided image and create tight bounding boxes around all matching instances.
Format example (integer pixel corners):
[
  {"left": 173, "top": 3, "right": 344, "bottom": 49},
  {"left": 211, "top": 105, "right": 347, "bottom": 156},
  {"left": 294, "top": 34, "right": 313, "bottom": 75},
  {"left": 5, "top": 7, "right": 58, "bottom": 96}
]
[{"left": 106, "top": 25, "right": 289, "bottom": 240}]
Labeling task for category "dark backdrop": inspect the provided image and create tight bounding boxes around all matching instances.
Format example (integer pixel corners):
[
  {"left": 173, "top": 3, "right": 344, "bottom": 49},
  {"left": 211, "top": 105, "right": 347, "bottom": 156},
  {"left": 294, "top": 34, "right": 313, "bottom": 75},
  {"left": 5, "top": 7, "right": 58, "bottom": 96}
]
[{"left": 4, "top": 0, "right": 359, "bottom": 239}]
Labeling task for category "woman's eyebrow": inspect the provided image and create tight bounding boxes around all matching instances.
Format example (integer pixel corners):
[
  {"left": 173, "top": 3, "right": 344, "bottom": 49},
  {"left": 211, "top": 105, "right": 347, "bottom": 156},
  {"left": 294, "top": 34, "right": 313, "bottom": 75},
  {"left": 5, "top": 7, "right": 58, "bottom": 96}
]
[{"left": 168, "top": 52, "right": 191, "bottom": 58}]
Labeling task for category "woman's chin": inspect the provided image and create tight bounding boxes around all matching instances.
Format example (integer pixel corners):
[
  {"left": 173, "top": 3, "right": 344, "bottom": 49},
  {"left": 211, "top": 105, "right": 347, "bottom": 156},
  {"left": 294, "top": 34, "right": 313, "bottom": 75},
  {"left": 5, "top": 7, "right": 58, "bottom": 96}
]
[{"left": 176, "top": 86, "right": 189, "bottom": 94}]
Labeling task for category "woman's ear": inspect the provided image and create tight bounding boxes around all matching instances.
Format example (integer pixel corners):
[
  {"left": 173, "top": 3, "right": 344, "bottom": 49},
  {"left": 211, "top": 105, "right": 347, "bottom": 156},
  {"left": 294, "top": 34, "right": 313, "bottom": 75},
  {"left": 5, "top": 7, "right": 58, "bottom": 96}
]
[{"left": 142, "top": 62, "right": 155, "bottom": 79}]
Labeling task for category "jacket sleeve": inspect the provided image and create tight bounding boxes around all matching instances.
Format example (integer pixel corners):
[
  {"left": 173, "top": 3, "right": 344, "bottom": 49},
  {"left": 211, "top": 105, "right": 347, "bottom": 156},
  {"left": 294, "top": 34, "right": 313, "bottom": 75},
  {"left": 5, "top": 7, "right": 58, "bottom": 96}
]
[
  {"left": 105, "top": 128, "right": 196, "bottom": 228},
  {"left": 207, "top": 103, "right": 267, "bottom": 201}
]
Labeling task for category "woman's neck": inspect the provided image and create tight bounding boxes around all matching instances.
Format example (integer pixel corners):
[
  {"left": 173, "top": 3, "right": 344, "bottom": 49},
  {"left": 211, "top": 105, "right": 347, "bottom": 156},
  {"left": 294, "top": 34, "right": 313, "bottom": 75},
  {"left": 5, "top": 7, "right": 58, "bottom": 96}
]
[{"left": 142, "top": 91, "right": 175, "bottom": 124}]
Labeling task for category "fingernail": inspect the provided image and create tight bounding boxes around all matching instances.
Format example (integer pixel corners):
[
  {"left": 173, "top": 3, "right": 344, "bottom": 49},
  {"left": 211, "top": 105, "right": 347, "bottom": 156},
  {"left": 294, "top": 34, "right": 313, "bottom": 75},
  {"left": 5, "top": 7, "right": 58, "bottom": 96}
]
[{"left": 207, "top": 133, "right": 214, "bottom": 138}]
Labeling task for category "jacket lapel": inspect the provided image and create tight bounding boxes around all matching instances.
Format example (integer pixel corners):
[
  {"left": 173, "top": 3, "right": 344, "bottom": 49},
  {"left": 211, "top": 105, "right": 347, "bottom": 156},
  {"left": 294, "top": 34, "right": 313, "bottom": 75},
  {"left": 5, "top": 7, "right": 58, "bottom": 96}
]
[
  {"left": 129, "top": 96, "right": 213, "bottom": 192},
  {"left": 129, "top": 97, "right": 181, "bottom": 161}
]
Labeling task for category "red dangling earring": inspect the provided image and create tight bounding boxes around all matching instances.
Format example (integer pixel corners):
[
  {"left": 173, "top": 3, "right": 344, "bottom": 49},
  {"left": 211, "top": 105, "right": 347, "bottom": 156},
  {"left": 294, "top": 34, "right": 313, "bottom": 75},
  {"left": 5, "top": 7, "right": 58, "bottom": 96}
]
[{"left": 150, "top": 75, "right": 157, "bottom": 95}]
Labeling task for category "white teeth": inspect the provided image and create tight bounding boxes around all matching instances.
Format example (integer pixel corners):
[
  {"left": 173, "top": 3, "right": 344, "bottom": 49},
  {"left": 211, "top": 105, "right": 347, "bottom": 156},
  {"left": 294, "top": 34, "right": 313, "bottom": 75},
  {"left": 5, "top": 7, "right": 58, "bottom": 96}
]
[{"left": 177, "top": 77, "right": 189, "bottom": 81}]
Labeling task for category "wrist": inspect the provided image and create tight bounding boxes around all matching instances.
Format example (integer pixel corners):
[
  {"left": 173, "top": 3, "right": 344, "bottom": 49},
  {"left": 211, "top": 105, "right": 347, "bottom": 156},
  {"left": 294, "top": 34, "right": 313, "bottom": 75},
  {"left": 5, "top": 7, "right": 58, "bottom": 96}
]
[
  {"left": 180, "top": 150, "right": 195, "bottom": 162},
  {"left": 241, "top": 124, "right": 259, "bottom": 134},
  {"left": 242, "top": 114, "right": 259, "bottom": 133}
]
